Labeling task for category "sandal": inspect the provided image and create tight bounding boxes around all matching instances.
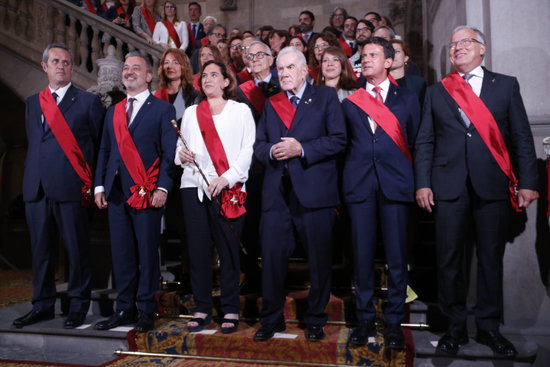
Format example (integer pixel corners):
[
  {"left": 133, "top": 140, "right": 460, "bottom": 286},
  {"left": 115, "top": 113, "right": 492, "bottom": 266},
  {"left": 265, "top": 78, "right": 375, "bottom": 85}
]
[
  {"left": 187, "top": 315, "right": 211, "bottom": 332},
  {"left": 221, "top": 318, "right": 239, "bottom": 334}
]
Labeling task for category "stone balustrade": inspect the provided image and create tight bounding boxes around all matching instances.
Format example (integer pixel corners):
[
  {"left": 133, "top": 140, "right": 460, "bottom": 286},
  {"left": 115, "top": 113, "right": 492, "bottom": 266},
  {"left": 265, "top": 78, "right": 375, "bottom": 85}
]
[{"left": 0, "top": 0, "right": 162, "bottom": 90}]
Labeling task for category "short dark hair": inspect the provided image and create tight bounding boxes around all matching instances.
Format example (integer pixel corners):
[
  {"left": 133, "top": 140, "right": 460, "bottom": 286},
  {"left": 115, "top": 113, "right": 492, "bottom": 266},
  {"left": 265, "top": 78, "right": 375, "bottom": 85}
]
[
  {"left": 125, "top": 51, "right": 153, "bottom": 73},
  {"left": 188, "top": 2, "right": 201, "bottom": 11},
  {"left": 364, "top": 11, "right": 382, "bottom": 21},
  {"left": 345, "top": 16, "right": 358, "bottom": 24},
  {"left": 199, "top": 60, "right": 237, "bottom": 100},
  {"left": 363, "top": 36, "right": 395, "bottom": 60},
  {"left": 300, "top": 10, "right": 315, "bottom": 22},
  {"left": 357, "top": 19, "right": 375, "bottom": 33}
]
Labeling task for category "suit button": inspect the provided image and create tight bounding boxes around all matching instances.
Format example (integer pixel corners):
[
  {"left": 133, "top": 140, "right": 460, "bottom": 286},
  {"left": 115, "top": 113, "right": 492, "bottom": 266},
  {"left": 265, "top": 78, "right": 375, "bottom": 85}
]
[
  {"left": 373, "top": 138, "right": 378, "bottom": 143},
  {"left": 466, "top": 132, "right": 472, "bottom": 137}
]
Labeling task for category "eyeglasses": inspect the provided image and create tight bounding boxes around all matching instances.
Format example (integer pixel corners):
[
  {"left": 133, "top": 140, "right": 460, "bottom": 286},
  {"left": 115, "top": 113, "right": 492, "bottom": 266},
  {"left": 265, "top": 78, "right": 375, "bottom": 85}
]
[
  {"left": 246, "top": 51, "right": 270, "bottom": 60},
  {"left": 230, "top": 44, "right": 242, "bottom": 50},
  {"left": 448, "top": 38, "right": 482, "bottom": 50},
  {"left": 212, "top": 32, "right": 227, "bottom": 38},
  {"left": 331, "top": 14, "right": 345, "bottom": 19},
  {"left": 314, "top": 42, "right": 329, "bottom": 50},
  {"left": 165, "top": 5, "right": 176, "bottom": 10},
  {"left": 240, "top": 45, "right": 251, "bottom": 51},
  {"left": 356, "top": 27, "right": 371, "bottom": 34}
]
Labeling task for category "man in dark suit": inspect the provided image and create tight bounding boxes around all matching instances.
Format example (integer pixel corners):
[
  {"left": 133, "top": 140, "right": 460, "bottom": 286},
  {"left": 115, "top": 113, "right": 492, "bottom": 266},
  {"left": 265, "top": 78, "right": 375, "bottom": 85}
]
[
  {"left": 298, "top": 10, "right": 318, "bottom": 42},
  {"left": 415, "top": 26, "right": 539, "bottom": 357},
  {"left": 342, "top": 37, "right": 420, "bottom": 349},
  {"left": 14, "top": 43, "right": 104, "bottom": 329},
  {"left": 185, "top": 1, "right": 205, "bottom": 55},
  {"left": 93, "top": 51, "right": 177, "bottom": 332},
  {"left": 253, "top": 46, "right": 346, "bottom": 342}
]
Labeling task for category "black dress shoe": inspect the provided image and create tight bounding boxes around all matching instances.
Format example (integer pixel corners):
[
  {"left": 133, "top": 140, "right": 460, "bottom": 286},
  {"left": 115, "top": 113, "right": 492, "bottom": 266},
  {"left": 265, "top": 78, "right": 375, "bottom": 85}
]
[
  {"left": 436, "top": 331, "right": 469, "bottom": 355},
  {"left": 385, "top": 324, "right": 405, "bottom": 349},
  {"left": 94, "top": 309, "right": 137, "bottom": 330},
  {"left": 475, "top": 330, "right": 517, "bottom": 357},
  {"left": 306, "top": 324, "right": 325, "bottom": 342},
  {"left": 254, "top": 319, "right": 286, "bottom": 341},
  {"left": 64, "top": 312, "right": 87, "bottom": 329},
  {"left": 135, "top": 312, "right": 155, "bottom": 332},
  {"left": 13, "top": 309, "right": 55, "bottom": 328},
  {"left": 350, "top": 320, "right": 376, "bottom": 346}
]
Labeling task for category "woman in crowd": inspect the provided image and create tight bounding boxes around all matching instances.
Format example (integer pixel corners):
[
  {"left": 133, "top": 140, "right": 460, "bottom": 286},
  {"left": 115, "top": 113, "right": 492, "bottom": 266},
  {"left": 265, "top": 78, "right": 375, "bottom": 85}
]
[
  {"left": 268, "top": 30, "right": 290, "bottom": 58},
  {"left": 389, "top": 39, "right": 427, "bottom": 105},
  {"left": 308, "top": 32, "right": 339, "bottom": 81},
  {"left": 192, "top": 44, "right": 224, "bottom": 89},
  {"left": 317, "top": 46, "right": 359, "bottom": 101},
  {"left": 216, "top": 39, "right": 230, "bottom": 66},
  {"left": 175, "top": 60, "right": 255, "bottom": 334},
  {"left": 132, "top": 0, "right": 161, "bottom": 45},
  {"left": 155, "top": 48, "right": 200, "bottom": 122},
  {"left": 103, "top": 0, "right": 135, "bottom": 30},
  {"left": 289, "top": 35, "right": 308, "bottom": 57},
  {"left": 288, "top": 25, "right": 300, "bottom": 37},
  {"left": 152, "top": 0, "right": 189, "bottom": 50}
]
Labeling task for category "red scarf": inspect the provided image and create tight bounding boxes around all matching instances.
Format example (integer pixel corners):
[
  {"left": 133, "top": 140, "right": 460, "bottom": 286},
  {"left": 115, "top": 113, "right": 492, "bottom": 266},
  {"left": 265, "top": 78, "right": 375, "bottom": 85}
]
[
  {"left": 308, "top": 65, "right": 320, "bottom": 81},
  {"left": 237, "top": 69, "right": 253, "bottom": 84},
  {"left": 196, "top": 101, "right": 246, "bottom": 218},
  {"left": 116, "top": 6, "right": 128, "bottom": 20},
  {"left": 347, "top": 88, "right": 412, "bottom": 164},
  {"left": 187, "top": 23, "right": 196, "bottom": 48},
  {"left": 163, "top": 20, "right": 181, "bottom": 48},
  {"left": 39, "top": 87, "right": 93, "bottom": 205},
  {"left": 239, "top": 80, "right": 266, "bottom": 115},
  {"left": 338, "top": 36, "right": 353, "bottom": 57},
  {"left": 113, "top": 99, "right": 160, "bottom": 209},
  {"left": 269, "top": 92, "right": 296, "bottom": 130},
  {"left": 441, "top": 71, "right": 521, "bottom": 212},
  {"left": 83, "top": 0, "right": 96, "bottom": 14},
  {"left": 193, "top": 73, "right": 200, "bottom": 91},
  {"left": 154, "top": 88, "right": 169, "bottom": 101},
  {"left": 140, "top": 6, "right": 155, "bottom": 34},
  {"left": 388, "top": 74, "right": 398, "bottom": 86}
]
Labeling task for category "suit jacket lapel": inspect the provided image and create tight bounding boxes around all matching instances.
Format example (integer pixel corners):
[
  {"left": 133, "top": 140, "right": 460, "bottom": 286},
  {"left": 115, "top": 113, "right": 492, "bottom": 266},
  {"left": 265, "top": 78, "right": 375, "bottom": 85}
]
[
  {"left": 58, "top": 85, "right": 77, "bottom": 116},
  {"left": 439, "top": 82, "right": 470, "bottom": 129},
  {"left": 289, "top": 83, "right": 315, "bottom": 133},
  {"left": 479, "top": 67, "right": 497, "bottom": 104},
  {"left": 129, "top": 94, "right": 154, "bottom": 133}
]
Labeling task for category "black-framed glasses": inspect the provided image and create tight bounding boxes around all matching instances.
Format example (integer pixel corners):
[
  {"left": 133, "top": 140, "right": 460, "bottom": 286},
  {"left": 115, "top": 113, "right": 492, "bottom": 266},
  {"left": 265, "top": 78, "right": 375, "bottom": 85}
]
[
  {"left": 165, "top": 5, "right": 176, "bottom": 10},
  {"left": 246, "top": 51, "right": 270, "bottom": 60},
  {"left": 448, "top": 38, "right": 482, "bottom": 50},
  {"left": 230, "top": 44, "right": 242, "bottom": 50},
  {"left": 212, "top": 32, "right": 227, "bottom": 38}
]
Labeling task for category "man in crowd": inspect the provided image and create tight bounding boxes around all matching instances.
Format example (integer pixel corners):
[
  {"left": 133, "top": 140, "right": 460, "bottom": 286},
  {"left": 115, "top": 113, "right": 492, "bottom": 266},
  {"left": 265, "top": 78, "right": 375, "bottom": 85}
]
[
  {"left": 298, "top": 10, "right": 316, "bottom": 42},
  {"left": 253, "top": 46, "right": 346, "bottom": 342},
  {"left": 415, "top": 26, "right": 539, "bottom": 357},
  {"left": 93, "top": 51, "right": 177, "bottom": 333},
  {"left": 350, "top": 20, "right": 375, "bottom": 77},
  {"left": 342, "top": 37, "right": 420, "bottom": 349},
  {"left": 185, "top": 1, "right": 205, "bottom": 54},
  {"left": 373, "top": 25, "right": 396, "bottom": 41},
  {"left": 329, "top": 7, "right": 348, "bottom": 32},
  {"left": 340, "top": 16, "right": 358, "bottom": 56},
  {"left": 364, "top": 11, "right": 381, "bottom": 27},
  {"left": 14, "top": 43, "right": 104, "bottom": 329}
]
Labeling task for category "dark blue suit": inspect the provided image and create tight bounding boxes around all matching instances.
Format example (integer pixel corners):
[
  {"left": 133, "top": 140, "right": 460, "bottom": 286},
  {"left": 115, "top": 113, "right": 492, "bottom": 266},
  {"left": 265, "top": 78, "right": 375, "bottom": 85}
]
[
  {"left": 94, "top": 93, "right": 177, "bottom": 314},
  {"left": 342, "top": 82, "right": 420, "bottom": 325},
  {"left": 414, "top": 68, "right": 538, "bottom": 333},
  {"left": 254, "top": 84, "right": 346, "bottom": 326},
  {"left": 24, "top": 85, "right": 104, "bottom": 314}
]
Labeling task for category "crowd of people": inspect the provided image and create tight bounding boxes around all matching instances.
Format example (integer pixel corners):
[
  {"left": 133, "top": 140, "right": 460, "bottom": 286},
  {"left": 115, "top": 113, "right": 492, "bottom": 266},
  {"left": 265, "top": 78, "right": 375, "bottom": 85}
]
[{"left": 14, "top": 0, "right": 540, "bottom": 360}]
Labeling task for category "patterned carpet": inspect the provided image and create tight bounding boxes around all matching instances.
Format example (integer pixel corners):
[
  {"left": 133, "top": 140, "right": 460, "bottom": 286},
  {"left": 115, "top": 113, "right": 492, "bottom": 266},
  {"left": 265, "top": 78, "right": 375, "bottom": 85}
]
[{"left": 0, "top": 269, "right": 33, "bottom": 308}]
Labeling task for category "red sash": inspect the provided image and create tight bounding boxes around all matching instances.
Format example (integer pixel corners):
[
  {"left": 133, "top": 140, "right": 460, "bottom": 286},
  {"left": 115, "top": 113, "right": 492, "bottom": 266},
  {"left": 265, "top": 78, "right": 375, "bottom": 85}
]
[
  {"left": 113, "top": 99, "right": 160, "bottom": 209},
  {"left": 140, "top": 6, "right": 155, "bottom": 34},
  {"left": 388, "top": 74, "right": 398, "bottom": 86},
  {"left": 338, "top": 36, "right": 353, "bottom": 57},
  {"left": 116, "top": 6, "right": 127, "bottom": 20},
  {"left": 101, "top": 2, "right": 108, "bottom": 11},
  {"left": 39, "top": 87, "right": 93, "bottom": 205},
  {"left": 269, "top": 92, "right": 296, "bottom": 130},
  {"left": 196, "top": 101, "right": 246, "bottom": 218},
  {"left": 239, "top": 80, "right": 266, "bottom": 115},
  {"left": 187, "top": 23, "right": 196, "bottom": 48},
  {"left": 193, "top": 73, "right": 200, "bottom": 91},
  {"left": 163, "top": 20, "right": 181, "bottom": 48},
  {"left": 237, "top": 69, "right": 253, "bottom": 84},
  {"left": 441, "top": 71, "right": 521, "bottom": 211},
  {"left": 83, "top": 0, "right": 96, "bottom": 14},
  {"left": 347, "top": 88, "right": 412, "bottom": 164},
  {"left": 154, "top": 88, "right": 169, "bottom": 102},
  {"left": 308, "top": 65, "right": 320, "bottom": 81}
]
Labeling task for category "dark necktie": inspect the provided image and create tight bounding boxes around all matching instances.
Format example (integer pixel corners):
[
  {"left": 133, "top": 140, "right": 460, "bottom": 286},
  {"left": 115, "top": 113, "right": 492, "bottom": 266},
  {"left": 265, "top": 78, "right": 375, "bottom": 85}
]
[
  {"left": 192, "top": 23, "right": 197, "bottom": 37},
  {"left": 44, "top": 92, "right": 58, "bottom": 131},
  {"left": 290, "top": 95, "right": 300, "bottom": 108},
  {"left": 126, "top": 97, "right": 136, "bottom": 125},
  {"left": 460, "top": 74, "right": 474, "bottom": 127},
  {"left": 258, "top": 81, "right": 267, "bottom": 93}
]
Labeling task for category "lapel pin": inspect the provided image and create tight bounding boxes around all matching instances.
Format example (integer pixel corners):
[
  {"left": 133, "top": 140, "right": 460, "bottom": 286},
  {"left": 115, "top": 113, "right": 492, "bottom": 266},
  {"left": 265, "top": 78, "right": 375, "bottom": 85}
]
[
  {"left": 492, "top": 78, "right": 495, "bottom": 83},
  {"left": 304, "top": 98, "right": 312, "bottom": 104}
]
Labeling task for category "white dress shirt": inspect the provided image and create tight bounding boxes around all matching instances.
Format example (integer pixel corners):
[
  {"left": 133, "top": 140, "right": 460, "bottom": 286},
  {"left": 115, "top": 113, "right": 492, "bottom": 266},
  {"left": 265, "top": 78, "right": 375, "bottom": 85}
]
[
  {"left": 152, "top": 20, "right": 189, "bottom": 50},
  {"left": 458, "top": 65, "right": 484, "bottom": 97},
  {"left": 365, "top": 78, "right": 390, "bottom": 132},
  {"left": 175, "top": 100, "right": 256, "bottom": 202}
]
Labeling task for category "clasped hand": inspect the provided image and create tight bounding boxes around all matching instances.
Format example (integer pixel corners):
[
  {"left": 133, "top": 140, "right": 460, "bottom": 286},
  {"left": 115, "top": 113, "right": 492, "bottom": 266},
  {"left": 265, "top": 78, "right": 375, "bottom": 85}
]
[{"left": 271, "top": 137, "right": 302, "bottom": 160}]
